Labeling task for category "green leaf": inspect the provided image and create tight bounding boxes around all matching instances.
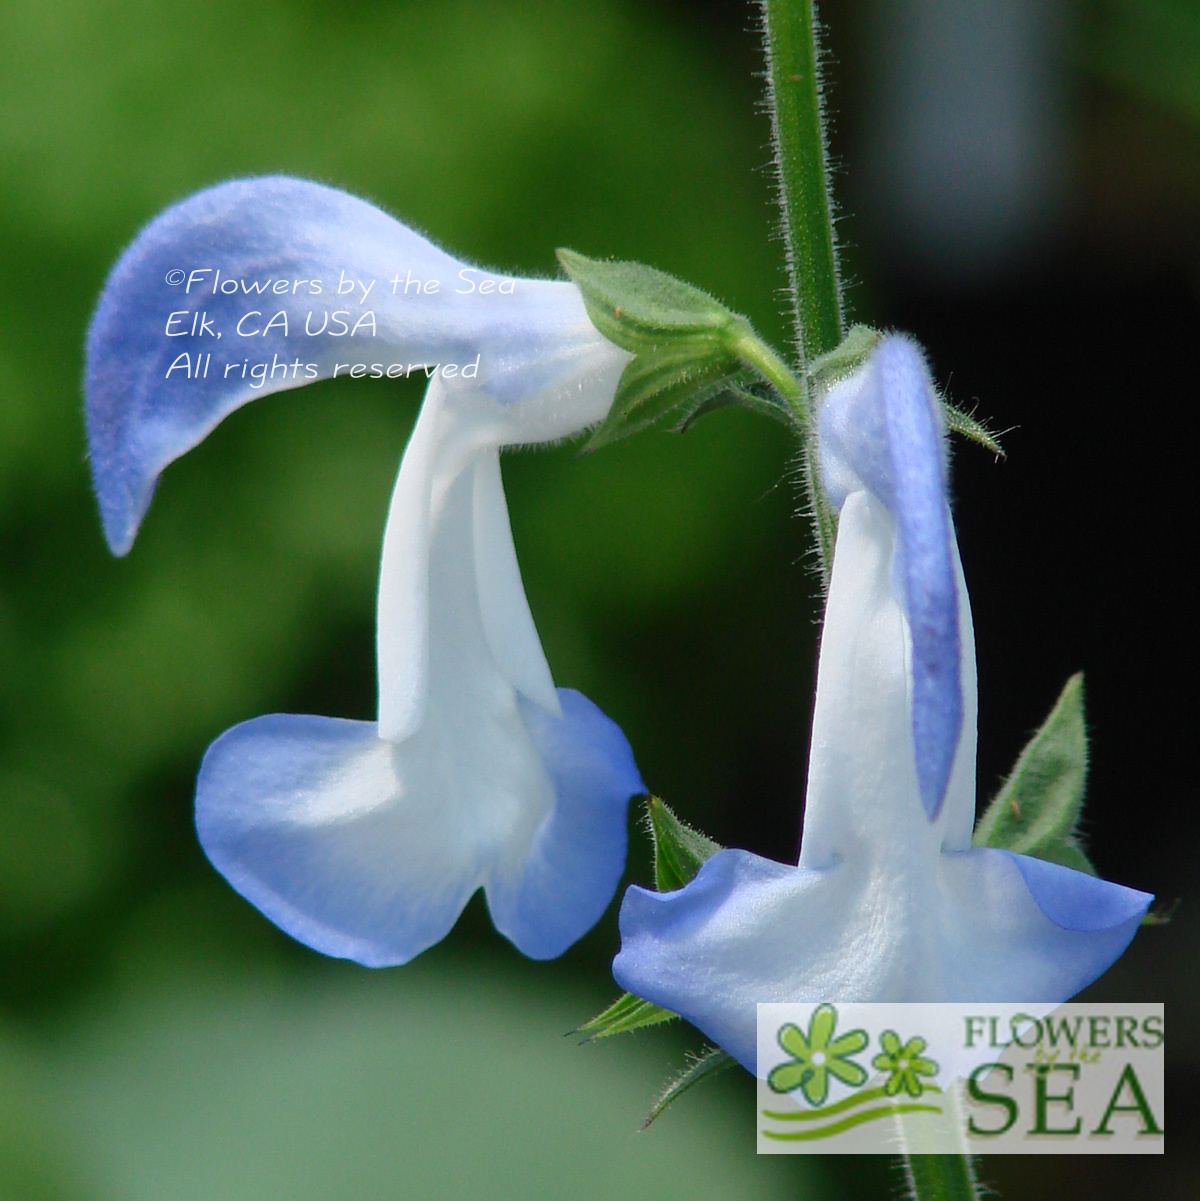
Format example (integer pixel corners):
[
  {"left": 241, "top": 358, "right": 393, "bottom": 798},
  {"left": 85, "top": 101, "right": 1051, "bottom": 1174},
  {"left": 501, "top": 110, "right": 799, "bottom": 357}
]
[
  {"left": 556, "top": 249, "right": 742, "bottom": 352},
  {"left": 641, "top": 1046, "right": 735, "bottom": 1130},
  {"left": 942, "top": 401, "right": 1005, "bottom": 458},
  {"left": 973, "top": 673, "right": 1097, "bottom": 874},
  {"left": 577, "top": 992, "right": 678, "bottom": 1041},
  {"left": 646, "top": 796, "right": 722, "bottom": 892}
]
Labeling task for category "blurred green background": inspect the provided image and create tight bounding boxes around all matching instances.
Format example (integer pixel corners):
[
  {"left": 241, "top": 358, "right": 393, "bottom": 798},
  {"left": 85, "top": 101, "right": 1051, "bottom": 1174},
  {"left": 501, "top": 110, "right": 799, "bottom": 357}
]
[{"left": 0, "top": 1, "right": 1196, "bottom": 1198}]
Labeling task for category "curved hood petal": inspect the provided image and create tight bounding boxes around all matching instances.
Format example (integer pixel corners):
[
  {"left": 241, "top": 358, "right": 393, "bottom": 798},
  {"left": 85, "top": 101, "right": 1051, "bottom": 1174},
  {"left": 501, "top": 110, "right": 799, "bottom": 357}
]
[{"left": 86, "top": 175, "right": 627, "bottom": 554}]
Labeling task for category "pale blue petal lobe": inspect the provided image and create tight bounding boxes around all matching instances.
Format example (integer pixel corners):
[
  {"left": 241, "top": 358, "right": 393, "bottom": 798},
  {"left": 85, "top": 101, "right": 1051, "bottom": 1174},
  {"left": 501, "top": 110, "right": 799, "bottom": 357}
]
[
  {"left": 939, "top": 848, "right": 1151, "bottom": 1002},
  {"left": 614, "top": 851, "right": 830, "bottom": 1072},
  {"left": 195, "top": 712, "right": 486, "bottom": 968},
  {"left": 86, "top": 176, "right": 465, "bottom": 554},
  {"left": 614, "top": 846, "right": 1152, "bottom": 1073},
  {"left": 486, "top": 689, "right": 644, "bottom": 960},
  {"left": 820, "top": 335, "right": 960, "bottom": 818},
  {"left": 999, "top": 850, "right": 1153, "bottom": 932}
]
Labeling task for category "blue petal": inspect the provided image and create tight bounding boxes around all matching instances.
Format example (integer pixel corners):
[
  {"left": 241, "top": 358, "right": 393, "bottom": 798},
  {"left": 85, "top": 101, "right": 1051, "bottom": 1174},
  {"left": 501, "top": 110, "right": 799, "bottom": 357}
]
[
  {"left": 938, "top": 848, "right": 1152, "bottom": 1002},
  {"left": 819, "top": 336, "right": 960, "bottom": 818},
  {"left": 195, "top": 691, "right": 643, "bottom": 968},
  {"left": 86, "top": 176, "right": 467, "bottom": 555},
  {"left": 615, "top": 851, "right": 827, "bottom": 1072},
  {"left": 613, "top": 846, "right": 1153, "bottom": 1074},
  {"left": 487, "top": 689, "right": 645, "bottom": 959},
  {"left": 195, "top": 713, "right": 480, "bottom": 967},
  {"left": 998, "top": 850, "right": 1153, "bottom": 932}
]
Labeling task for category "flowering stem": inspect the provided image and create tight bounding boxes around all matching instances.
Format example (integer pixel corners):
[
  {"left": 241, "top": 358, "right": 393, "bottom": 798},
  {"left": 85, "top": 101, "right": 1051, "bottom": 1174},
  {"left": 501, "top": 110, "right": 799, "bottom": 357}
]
[
  {"left": 901, "top": 1154, "right": 981, "bottom": 1201},
  {"left": 759, "top": 0, "right": 843, "bottom": 364},
  {"left": 758, "top": 0, "right": 843, "bottom": 583},
  {"left": 896, "top": 1083, "right": 984, "bottom": 1201}
]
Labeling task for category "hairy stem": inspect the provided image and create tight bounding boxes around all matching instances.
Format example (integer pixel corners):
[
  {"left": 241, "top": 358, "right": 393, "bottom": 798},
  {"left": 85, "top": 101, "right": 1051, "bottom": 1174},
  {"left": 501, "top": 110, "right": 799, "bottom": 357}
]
[
  {"left": 759, "top": 0, "right": 843, "bottom": 365},
  {"left": 758, "top": 0, "right": 843, "bottom": 581},
  {"left": 901, "top": 1154, "right": 981, "bottom": 1201}
]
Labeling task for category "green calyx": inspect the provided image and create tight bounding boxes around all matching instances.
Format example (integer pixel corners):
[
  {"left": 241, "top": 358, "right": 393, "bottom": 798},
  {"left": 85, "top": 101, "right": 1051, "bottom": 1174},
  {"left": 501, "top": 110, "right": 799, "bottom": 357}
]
[
  {"left": 557, "top": 249, "right": 804, "bottom": 450},
  {"left": 579, "top": 798, "right": 721, "bottom": 1044}
]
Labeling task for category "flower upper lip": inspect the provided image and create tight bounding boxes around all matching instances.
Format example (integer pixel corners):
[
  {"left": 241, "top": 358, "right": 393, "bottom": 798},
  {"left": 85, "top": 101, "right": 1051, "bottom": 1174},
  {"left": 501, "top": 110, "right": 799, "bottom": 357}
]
[{"left": 86, "top": 175, "right": 630, "bottom": 557}]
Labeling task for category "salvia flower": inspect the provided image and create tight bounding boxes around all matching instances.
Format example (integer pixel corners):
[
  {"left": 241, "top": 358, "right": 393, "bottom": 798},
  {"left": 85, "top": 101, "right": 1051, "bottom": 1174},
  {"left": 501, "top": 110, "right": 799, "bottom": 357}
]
[
  {"left": 86, "top": 176, "right": 645, "bottom": 966},
  {"left": 612, "top": 335, "right": 1151, "bottom": 1072}
]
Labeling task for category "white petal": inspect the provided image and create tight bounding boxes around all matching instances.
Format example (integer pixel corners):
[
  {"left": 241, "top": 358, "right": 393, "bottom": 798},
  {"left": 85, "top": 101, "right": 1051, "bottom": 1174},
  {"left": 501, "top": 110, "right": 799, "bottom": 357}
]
[
  {"left": 473, "top": 448, "right": 559, "bottom": 715},
  {"left": 205, "top": 449, "right": 565, "bottom": 966},
  {"left": 196, "top": 459, "right": 644, "bottom": 964},
  {"left": 376, "top": 378, "right": 498, "bottom": 742}
]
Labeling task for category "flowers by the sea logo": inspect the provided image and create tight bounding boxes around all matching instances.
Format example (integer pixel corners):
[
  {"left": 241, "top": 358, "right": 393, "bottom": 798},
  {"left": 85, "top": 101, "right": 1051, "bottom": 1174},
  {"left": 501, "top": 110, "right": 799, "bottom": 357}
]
[{"left": 756, "top": 1002, "right": 1164, "bottom": 1155}]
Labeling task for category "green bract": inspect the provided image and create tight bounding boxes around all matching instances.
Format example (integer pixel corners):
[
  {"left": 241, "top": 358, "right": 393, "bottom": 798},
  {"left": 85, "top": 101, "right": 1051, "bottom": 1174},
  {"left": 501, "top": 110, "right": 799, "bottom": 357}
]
[
  {"left": 648, "top": 795, "right": 722, "bottom": 892},
  {"left": 578, "top": 797, "right": 731, "bottom": 1127},
  {"left": 973, "top": 673, "right": 1096, "bottom": 875},
  {"left": 578, "top": 798, "right": 719, "bottom": 1043}
]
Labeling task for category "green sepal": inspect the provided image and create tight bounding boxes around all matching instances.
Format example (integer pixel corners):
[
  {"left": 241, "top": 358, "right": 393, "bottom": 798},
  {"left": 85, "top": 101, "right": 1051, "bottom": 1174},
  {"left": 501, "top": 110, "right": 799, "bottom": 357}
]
[
  {"left": 1141, "top": 899, "right": 1179, "bottom": 927},
  {"left": 580, "top": 799, "right": 735, "bottom": 1124},
  {"left": 580, "top": 799, "right": 722, "bottom": 1040},
  {"left": 576, "top": 992, "right": 678, "bottom": 1041},
  {"left": 804, "top": 323, "right": 1004, "bottom": 460},
  {"left": 942, "top": 401, "right": 1005, "bottom": 458},
  {"left": 973, "top": 673, "right": 1097, "bottom": 874},
  {"left": 805, "top": 323, "right": 879, "bottom": 392},
  {"left": 646, "top": 795, "right": 722, "bottom": 892},
  {"left": 641, "top": 1046, "right": 735, "bottom": 1130},
  {"left": 582, "top": 350, "right": 744, "bottom": 452},
  {"left": 675, "top": 374, "right": 797, "bottom": 433},
  {"left": 556, "top": 249, "right": 743, "bottom": 351}
]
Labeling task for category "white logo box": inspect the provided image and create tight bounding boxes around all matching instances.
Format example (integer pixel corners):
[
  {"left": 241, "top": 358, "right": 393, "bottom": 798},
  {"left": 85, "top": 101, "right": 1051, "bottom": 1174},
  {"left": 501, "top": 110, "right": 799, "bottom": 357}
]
[{"left": 755, "top": 1002, "right": 1163, "bottom": 1154}]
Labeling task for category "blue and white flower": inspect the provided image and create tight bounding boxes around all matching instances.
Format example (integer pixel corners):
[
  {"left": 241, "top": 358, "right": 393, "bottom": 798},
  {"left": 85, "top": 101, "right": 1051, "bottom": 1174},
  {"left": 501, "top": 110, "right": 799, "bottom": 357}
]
[
  {"left": 87, "top": 176, "right": 644, "bottom": 966},
  {"left": 612, "top": 335, "right": 1151, "bottom": 1072}
]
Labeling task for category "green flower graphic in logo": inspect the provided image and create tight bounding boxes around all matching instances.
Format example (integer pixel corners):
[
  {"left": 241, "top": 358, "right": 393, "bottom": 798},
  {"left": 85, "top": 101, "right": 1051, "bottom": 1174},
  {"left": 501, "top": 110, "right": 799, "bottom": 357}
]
[
  {"left": 767, "top": 1003, "right": 869, "bottom": 1106},
  {"left": 872, "top": 1030, "right": 939, "bottom": 1098}
]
